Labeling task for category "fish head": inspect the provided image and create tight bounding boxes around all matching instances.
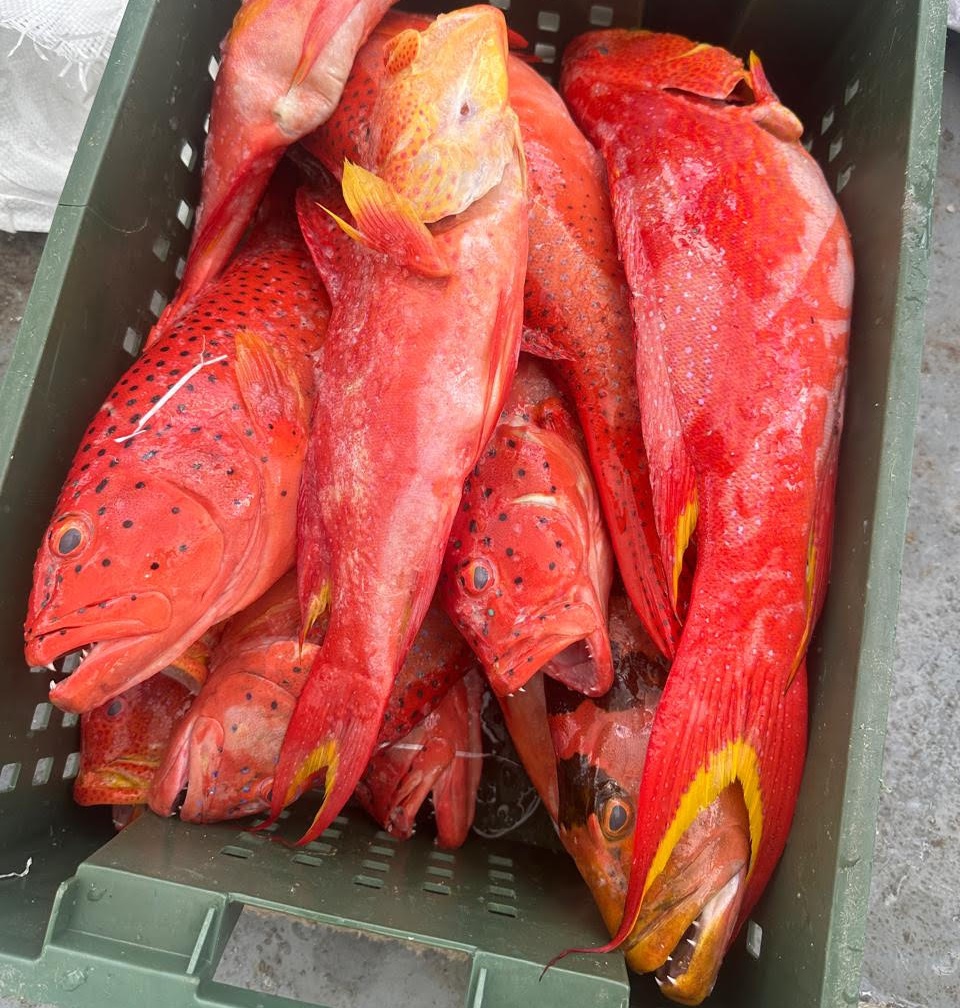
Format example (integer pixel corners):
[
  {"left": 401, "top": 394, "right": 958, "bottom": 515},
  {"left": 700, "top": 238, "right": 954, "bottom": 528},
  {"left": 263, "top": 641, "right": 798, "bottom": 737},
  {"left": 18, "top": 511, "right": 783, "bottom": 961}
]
[
  {"left": 440, "top": 404, "right": 613, "bottom": 697},
  {"left": 371, "top": 4, "right": 520, "bottom": 221},
  {"left": 622, "top": 784, "right": 751, "bottom": 1004},
  {"left": 545, "top": 603, "right": 663, "bottom": 939},
  {"left": 562, "top": 30, "right": 802, "bottom": 142},
  {"left": 73, "top": 673, "right": 193, "bottom": 807},
  {"left": 547, "top": 595, "right": 746, "bottom": 1004},
  {"left": 148, "top": 640, "right": 312, "bottom": 823},
  {"left": 25, "top": 467, "right": 226, "bottom": 712}
]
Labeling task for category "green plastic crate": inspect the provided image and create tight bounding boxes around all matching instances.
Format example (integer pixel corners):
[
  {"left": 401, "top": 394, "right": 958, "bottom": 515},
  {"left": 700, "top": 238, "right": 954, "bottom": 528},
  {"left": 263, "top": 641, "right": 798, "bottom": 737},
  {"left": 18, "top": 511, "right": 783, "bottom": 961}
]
[{"left": 0, "top": 0, "right": 946, "bottom": 1005}]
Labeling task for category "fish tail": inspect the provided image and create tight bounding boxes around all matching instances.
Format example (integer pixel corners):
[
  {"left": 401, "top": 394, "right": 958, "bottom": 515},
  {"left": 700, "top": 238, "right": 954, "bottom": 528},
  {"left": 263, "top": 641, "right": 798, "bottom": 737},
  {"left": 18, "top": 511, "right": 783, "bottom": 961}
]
[{"left": 269, "top": 657, "right": 387, "bottom": 845}]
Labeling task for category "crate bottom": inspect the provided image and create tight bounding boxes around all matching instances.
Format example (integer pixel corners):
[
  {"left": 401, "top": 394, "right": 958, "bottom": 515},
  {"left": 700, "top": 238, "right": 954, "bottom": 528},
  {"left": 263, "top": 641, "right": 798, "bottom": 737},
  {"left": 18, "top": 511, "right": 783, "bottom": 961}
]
[{"left": 0, "top": 804, "right": 630, "bottom": 1008}]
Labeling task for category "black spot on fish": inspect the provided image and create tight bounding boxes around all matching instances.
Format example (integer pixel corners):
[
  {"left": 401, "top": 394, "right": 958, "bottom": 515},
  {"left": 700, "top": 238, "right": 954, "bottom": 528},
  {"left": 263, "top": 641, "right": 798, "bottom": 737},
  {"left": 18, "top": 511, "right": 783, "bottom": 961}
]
[
  {"left": 171, "top": 506, "right": 180, "bottom": 514},
  {"left": 507, "top": 439, "right": 517, "bottom": 449},
  {"left": 498, "top": 513, "right": 508, "bottom": 521},
  {"left": 97, "top": 448, "right": 106, "bottom": 457},
  {"left": 245, "top": 692, "right": 252, "bottom": 701},
  {"left": 97, "top": 506, "right": 106, "bottom": 516},
  {"left": 548, "top": 562, "right": 556, "bottom": 570},
  {"left": 483, "top": 488, "right": 494, "bottom": 499},
  {"left": 95, "top": 478, "right": 109, "bottom": 494},
  {"left": 280, "top": 490, "right": 287, "bottom": 497},
  {"left": 122, "top": 520, "right": 133, "bottom": 528},
  {"left": 102, "top": 558, "right": 111, "bottom": 567},
  {"left": 150, "top": 562, "right": 159, "bottom": 570},
  {"left": 469, "top": 520, "right": 478, "bottom": 534},
  {"left": 179, "top": 544, "right": 188, "bottom": 552},
  {"left": 270, "top": 700, "right": 278, "bottom": 710},
  {"left": 514, "top": 576, "right": 523, "bottom": 585},
  {"left": 517, "top": 469, "right": 526, "bottom": 477},
  {"left": 141, "top": 450, "right": 157, "bottom": 461},
  {"left": 135, "top": 481, "right": 145, "bottom": 489},
  {"left": 555, "top": 540, "right": 563, "bottom": 548},
  {"left": 74, "top": 564, "right": 82, "bottom": 574}
]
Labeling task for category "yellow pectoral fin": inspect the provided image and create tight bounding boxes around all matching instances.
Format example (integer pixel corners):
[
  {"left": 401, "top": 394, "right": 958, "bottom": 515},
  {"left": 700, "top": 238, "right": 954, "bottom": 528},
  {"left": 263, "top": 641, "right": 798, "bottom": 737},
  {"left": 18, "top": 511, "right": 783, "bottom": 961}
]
[
  {"left": 300, "top": 581, "right": 331, "bottom": 650},
  {"left": 644, "top": 739, "right": 763, "bottom": 899},
  {"left": 339, "top": 160, "right": 451, "bottom": 277}
]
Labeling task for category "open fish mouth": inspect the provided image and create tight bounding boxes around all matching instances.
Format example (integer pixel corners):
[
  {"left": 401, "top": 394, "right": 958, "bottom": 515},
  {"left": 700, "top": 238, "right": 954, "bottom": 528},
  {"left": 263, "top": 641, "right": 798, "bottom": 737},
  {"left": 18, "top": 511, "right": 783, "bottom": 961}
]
[
  {"left": 488, "top": 601, "right": 612, "bottom": 697},
  {"left": 651, "top": 872, "right": 744, "bottom": 1004}
]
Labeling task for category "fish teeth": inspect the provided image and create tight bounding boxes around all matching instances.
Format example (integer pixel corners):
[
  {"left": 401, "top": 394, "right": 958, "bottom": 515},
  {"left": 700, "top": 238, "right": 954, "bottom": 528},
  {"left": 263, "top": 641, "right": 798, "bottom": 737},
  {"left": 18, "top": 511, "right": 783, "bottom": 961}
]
[{"left": 45, "top": 661, "right": 56, "bottom": 671}]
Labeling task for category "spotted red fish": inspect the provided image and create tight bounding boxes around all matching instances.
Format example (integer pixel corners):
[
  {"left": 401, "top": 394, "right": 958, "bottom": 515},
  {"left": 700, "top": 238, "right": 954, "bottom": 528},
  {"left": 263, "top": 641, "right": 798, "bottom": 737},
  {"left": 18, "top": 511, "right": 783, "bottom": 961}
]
[
  {"left": 25, "top": 178, "right": 330, "bottom": 714},
  {"left": 356, "top": 668, "right": 484, "bottom": 848},
  {"left": 439, "top": 356, "right": 614, "bottom": 697},
  {"left": 149, "top": 570, "right": 475, "bottom": 823},
  {"left": 266, "top": 6, "right": 527, "bottom": 846},
  {"left": 562, "top": 31, "right": 851, "bottom": 982},
  {"left": 74, "top": 673, "right": 193, "bottom": 816},
  {"left": 507, "top": 55, "right": 680, "bottom": 658},
  {"left": 155, "top": 0, "right": 398, "bottom": 335}
]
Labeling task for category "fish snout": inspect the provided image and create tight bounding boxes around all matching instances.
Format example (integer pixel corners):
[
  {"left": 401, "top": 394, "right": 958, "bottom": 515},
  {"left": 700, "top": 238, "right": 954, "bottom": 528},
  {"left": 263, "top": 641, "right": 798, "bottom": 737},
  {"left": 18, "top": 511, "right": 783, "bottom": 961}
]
[
  {"left": 623, "top": 786, "right": 751, "bottom": 1003},
  {"left": 25, "top": 590, "right": 173, "bottom": 666}
]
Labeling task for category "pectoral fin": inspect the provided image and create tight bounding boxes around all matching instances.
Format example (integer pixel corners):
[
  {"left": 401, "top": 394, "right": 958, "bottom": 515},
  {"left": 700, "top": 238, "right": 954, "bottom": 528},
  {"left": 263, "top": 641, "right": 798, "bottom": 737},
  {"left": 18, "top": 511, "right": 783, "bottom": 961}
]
[{"left": 326, "top": 160, "right": 451, "bottom": 277}]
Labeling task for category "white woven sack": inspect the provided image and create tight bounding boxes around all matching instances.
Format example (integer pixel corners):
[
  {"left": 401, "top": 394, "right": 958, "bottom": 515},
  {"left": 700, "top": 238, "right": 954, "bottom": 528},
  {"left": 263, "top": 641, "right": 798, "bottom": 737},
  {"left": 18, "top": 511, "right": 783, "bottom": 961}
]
[{"left": 0, "top": 1, "right": 127, "bottom": 233}]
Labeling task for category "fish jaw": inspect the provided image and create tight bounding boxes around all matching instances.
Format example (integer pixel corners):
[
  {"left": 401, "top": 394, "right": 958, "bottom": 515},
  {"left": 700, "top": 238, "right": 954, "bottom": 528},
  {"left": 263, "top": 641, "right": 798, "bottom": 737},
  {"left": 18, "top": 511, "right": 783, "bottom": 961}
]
[
  {"left": 374, "top": 5, "right": 518, "bottom": 222},
  {"left": 149, "top": 657, "right": 305, "bottom": 823},
  {"left": 624, "top": 785, "right": 751, "bottom": 1002}
]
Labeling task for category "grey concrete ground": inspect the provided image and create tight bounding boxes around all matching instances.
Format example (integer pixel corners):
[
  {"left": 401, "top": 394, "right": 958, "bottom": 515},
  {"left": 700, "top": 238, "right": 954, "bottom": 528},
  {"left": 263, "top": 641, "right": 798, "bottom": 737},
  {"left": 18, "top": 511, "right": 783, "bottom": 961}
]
[
  {"left": 2, "top": 43, "right": 959, "bottom": 1008},
  {"left": 857, "top": 31, "right": 960, "bottom": 1008}
]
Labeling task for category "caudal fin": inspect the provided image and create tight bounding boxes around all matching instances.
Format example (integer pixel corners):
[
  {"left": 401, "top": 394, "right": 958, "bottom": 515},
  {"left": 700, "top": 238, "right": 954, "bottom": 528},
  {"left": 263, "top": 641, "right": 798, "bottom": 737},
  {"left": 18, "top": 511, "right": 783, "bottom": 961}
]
[{"left": 265, "top": 653, "right": 388, "bottom": 844}]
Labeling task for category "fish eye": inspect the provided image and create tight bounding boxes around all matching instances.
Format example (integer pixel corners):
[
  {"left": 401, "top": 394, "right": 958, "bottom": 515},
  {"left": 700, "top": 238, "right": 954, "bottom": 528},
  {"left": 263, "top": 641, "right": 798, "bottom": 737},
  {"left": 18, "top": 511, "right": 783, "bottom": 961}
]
[
  {"left": 599, "top": 796, "right": 633, "bottom": 840},
  {"left": 464, "top": 559, "right": 493, "bottom": 595},
  {"left": 106, "top": 699, "right": 124, "bottom": 718},
  {"left": 49, "top": 515, "right": 91, "bottom": 559}
]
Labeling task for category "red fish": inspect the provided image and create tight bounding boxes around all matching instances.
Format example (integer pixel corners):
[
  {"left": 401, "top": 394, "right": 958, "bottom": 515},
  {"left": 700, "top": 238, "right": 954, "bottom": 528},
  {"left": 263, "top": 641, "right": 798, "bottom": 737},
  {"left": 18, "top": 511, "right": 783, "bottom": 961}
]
[
  {"left": 303, "top": 20, "right": 678, "bottom": 657},
  {"left": 507, "top": 55, "right": 680, "bottom": 658},
  {"left": 74, "top": 674, "right": 193, "bottom": 817},
  {"left": 439, "top": 356, "right": 614, "bottom": 697},
  {"left": 355, "top": 669, "right": 484, "bottom": 848},
  {"left": 149, "top": 570, "right": 475, "bottom": 823},
  {"left": 268, "top": 6, "right": 527, "bottom": 845},
  {"left": 157, "top": 0, "right": 397, "bottom": 332},
  {"left": 24, "top": 180, "right": 330, "bottom": 714},
  {"left": 562, "top": 31, "right": 851, "bottom": 982}
]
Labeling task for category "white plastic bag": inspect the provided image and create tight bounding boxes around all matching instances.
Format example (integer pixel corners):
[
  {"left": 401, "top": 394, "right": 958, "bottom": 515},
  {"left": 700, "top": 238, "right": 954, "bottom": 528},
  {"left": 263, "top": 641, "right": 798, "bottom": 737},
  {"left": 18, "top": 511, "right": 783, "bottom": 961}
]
[{"left": 0, "top": 1, "right": 127, "bottom": 233}]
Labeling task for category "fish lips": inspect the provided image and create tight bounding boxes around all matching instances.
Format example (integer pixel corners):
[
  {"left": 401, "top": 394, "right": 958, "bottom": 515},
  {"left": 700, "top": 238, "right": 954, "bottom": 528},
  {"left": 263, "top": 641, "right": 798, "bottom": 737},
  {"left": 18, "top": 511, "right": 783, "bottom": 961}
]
[
  {"left": 25, "top": 590, "right": 173, "bottom": 665},
  {"left": 73, "top": 758, "right": 159, "bottom": 807},
  {"left": 486, "top": 601, "right": 613, "bottom": 698}
]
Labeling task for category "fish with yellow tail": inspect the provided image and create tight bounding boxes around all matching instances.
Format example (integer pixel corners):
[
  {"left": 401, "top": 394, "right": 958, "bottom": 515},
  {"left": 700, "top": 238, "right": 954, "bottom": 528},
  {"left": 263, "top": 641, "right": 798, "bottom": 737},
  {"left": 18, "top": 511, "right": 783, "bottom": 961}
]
[
  {"left": 560, "top": 31, "right": 851, "bottom": 999},
  {"left": 265, "top": 4, "right": 527, "bottom": 846}
]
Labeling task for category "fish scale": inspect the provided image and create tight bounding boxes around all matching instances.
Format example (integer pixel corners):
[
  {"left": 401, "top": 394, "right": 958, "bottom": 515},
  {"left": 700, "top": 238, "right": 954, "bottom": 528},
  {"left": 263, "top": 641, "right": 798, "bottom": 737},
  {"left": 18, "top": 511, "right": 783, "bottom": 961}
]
[{"left": 24, "top": 202, "right": 330, "bottom": 715}]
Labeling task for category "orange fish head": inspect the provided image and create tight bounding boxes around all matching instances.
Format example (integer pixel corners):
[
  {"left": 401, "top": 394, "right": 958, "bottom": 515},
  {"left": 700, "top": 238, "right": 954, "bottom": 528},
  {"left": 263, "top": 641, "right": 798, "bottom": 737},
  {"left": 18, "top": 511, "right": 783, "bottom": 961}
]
[
  {"left": 562, "top": 30, "right": 802, "bottom": 142},
  {"left": 148, "top": 642, "right": 311, "bottom": 823},
  {"left": 25, "top": 470, "right": 226, "bottom": 713},
  {"left": 622, "top": 784, "right": 751, "bottom": 1004},
  {"left": 372, "top": 4, "right": 519, "bottom": 222},
  {"left": 73, "top": 674, "right": 193, "bottom": 807},
  {"left": 545, "top": 638, "right": 661, "bottom": 943},
  {"left": 439, "top": 412, "right": 613, "bottom": 697}
]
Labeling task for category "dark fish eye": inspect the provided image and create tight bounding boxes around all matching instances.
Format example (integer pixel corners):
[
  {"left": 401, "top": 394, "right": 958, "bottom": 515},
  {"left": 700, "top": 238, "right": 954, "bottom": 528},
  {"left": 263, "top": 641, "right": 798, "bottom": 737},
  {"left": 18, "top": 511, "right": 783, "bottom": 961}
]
[
  {"left": 599, "top": 796, "right": 633, "bottom": 839},
  {"left": 106, "top": 699, "right": 123, "bottom": 717},
  {"left": 58, "top": 528, "right": 82, "bottom": 555},
  {"left": 463, "top": 559, "right": 494, "bottom": 596},
  {"left": 49, "top": 515, "right": 91, "bottom": 559}
]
